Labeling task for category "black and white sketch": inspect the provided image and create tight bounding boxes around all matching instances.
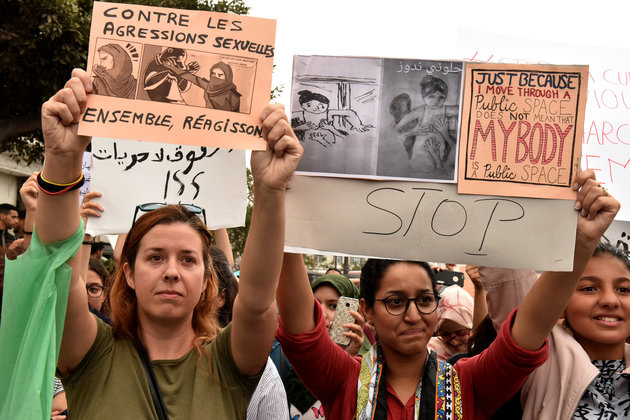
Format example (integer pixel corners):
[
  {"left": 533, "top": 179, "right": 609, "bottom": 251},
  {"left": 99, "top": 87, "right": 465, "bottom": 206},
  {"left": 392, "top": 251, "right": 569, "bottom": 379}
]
[
  {"left": 292, "top": 56, "right": 379, "bottom": 175},
  {"left": 291, "top": 56, "right": 463, "bottom": 182},
  {"left": 378, "top": 59, "right": 462, "bottom": 181},
  {"left": 142, "top": 47, "right": 198, "bottom": 104},
  {"left": 92, "top": 40, "right": 140, "bottom": 99}
]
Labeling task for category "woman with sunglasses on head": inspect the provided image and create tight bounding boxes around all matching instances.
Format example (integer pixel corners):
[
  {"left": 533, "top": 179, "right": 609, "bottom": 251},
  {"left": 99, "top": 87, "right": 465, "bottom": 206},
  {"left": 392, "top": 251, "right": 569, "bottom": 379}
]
[
  {"left": 1, "top": 68, "right": 302, "bottom": 418},
  {"left": 276, "top": 170, "right": 619, "bottom": 419}
]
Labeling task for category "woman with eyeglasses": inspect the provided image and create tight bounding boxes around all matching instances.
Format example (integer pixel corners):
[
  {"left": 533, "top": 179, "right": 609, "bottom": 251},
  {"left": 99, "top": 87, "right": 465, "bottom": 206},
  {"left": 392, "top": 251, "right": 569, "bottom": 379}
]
[
  {"left": 275, "top": 170, "right": 619, "bottom": 420},
  {"left": 427, "top": 285, "right": 474, "bottom": 361},
  {"left": 85, "top": 258, "right": 110, "bottom": 315},
  {"left": 0, "top": 68, "right": 302, "bottom": 419}
]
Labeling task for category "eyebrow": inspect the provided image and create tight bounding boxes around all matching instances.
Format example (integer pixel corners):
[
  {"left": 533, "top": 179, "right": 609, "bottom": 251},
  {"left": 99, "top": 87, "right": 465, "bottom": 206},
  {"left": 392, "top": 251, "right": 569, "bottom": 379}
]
[{"left": 382, "top": 288, "right": 433, "bottom": 295}]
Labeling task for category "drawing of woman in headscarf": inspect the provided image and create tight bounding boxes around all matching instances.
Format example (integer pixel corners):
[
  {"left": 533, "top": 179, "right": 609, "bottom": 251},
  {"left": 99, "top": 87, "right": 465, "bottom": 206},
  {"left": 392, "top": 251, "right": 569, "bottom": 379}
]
[
  {"left": 164, "top": 60, "right": 241, "bottom": 112},
  {"left": 92, "top": 43, "right": 137, "bottom": 99}
]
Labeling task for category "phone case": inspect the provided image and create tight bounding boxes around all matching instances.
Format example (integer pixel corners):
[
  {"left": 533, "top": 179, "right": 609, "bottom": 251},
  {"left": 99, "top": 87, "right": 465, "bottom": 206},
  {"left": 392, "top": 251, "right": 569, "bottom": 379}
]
[{"left": 329, "top": 296, "right": 359, "bottom": 346}]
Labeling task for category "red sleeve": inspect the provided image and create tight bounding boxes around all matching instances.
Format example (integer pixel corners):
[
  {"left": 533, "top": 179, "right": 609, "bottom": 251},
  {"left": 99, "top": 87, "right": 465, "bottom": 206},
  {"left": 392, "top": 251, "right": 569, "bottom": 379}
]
[
  {"left": 454, "top": 307, "right": 548, "bottom": 420},
  {"left": 276, "top": 298, "right": 361, "bottom": 416}
]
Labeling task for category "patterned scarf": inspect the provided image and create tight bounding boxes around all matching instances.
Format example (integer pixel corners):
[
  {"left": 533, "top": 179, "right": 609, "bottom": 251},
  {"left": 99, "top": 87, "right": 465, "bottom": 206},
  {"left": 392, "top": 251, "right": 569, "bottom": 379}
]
[{"left": 356, "top": 344, "right": 462, "bottom": 420}]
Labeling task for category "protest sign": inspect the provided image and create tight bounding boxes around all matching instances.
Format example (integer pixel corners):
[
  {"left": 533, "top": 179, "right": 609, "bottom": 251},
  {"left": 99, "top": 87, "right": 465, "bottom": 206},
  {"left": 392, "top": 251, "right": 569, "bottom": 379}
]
[
  {"left": 291, "top": 55, "right": 464, "bottom": 183},
  {"left": 457, "top": 29, "right": 630, "bottom": 220},
  {"left": 285, "top": 175, "right": 577, "bottom": 271},
  {"left": 457, "top": 63, "right": 588, "bottom": 199},
  {"left": 78, "top": 2, "right": 276, "bottom": 150},
  {"left": 86, "top": 137, "right": 247, "bottom": 235}
]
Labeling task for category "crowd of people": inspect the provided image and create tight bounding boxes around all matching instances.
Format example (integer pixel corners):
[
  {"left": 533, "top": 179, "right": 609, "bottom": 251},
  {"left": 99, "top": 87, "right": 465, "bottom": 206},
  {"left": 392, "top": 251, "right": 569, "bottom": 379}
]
[{"left": 0, "top": 68, "right": 627, "bottom": 420}]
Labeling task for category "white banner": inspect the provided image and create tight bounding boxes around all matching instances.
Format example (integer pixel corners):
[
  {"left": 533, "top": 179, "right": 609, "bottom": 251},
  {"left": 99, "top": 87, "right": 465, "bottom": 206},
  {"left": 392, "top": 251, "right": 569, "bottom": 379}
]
[
  {"left": 457, "top": 29, "right": 630, "bottom": 221},
  {"left": 87, "top": 137, "right": 247, "bottom": 235},
  {"left": 285, "top": 175, "right": 577, "bottom": 271}
]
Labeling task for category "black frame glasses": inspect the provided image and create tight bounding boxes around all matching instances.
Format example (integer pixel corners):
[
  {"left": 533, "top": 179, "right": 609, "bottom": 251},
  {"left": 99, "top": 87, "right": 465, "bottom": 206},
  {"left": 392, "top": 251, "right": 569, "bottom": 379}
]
[
  {"left": 86, "top": 284, "right": 105, "bottom": 298},
  {"left": 132, "top": 202, "right": 207, "bottom": 226},
  {"left": 376, "top": 294, "right": 440, "bottom": 316}
]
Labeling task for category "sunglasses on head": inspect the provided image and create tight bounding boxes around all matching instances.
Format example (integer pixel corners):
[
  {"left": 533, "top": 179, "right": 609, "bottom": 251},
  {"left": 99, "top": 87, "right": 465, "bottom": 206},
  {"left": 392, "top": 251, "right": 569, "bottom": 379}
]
[{"left": 132, "top": 202, "right": 207, "bottom": 227}]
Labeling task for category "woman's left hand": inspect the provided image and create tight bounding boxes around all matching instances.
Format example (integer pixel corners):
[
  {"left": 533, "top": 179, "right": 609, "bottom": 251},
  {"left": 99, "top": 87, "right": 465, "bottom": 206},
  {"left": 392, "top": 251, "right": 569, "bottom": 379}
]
[
  {"left": 251, "top": 104, "right": 303, "bottom": 192},
  {"left": 341, "top": 310, "right": 366, "bottom": 357}
]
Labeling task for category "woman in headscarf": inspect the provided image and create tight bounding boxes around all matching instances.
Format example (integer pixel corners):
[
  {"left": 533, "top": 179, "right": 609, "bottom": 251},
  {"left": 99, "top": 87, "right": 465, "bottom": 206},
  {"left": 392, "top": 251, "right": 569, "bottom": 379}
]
[
  {"left": 164, "top": 60, "right": 241, "bottom": 112},
  {"left": 92, "top": 43, "right": 137, "bottom": 99},
  {"left": 427, "top": 285, "right": 474, "bottom": 361}
]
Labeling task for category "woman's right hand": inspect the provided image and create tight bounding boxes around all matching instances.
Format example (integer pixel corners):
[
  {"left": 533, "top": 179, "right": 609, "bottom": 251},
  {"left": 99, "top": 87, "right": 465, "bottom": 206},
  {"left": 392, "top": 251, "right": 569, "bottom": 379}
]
[
  {"left": 80, "top": 191, "right": 104, "bottom": 225},
  {"left": 41, "top": 68, "right": 92, "bottom": 160}
]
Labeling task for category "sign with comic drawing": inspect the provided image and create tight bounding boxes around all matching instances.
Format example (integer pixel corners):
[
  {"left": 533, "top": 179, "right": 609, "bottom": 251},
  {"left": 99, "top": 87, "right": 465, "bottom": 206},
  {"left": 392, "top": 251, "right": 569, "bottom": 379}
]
[
  {"left": 86, "top": 138, "right": 247, "bottom": 236},
  {"left": 291, "top": 55, "right": 464, "bottom": 183},
  {"left": 457, "top": 63, "right": 589, "bottom": 199},
  {"left": 78, "top": 2, "right": 276, "bottom": 150}
]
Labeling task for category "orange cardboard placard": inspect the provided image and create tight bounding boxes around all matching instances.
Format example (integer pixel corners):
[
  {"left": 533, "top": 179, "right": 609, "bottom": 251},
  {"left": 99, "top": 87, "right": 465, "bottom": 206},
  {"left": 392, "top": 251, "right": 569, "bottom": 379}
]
[
  {"left": 457, "top": 63, "right": 588, "bottom": 198},
  {"left": 78, "top": 2, "right": 276, "bottom": 150}
]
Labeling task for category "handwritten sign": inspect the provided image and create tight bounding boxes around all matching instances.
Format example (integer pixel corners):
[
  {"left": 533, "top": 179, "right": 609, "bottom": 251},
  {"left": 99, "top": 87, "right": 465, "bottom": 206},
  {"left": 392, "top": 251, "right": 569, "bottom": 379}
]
[
  {"left": 457, "top": 30, "right": 630, "bottom": 220},
  {"left": 78, "top": 2, "right": 276, "bottom": 150},
  {"left": 457, "top": 63, "right": 588, "bottom": 199},
  {"left": 86, "top": 137, "right": 247, "bottom": 235},
  {"left": 285, "top": 175, "right": 577, "bottom": 271}
]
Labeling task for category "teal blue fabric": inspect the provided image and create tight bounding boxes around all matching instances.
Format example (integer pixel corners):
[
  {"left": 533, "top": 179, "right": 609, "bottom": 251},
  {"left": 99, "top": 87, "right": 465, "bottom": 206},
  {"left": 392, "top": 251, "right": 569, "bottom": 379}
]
[{"left": 0, "top": 221, "right": 84, "bottom": 418}]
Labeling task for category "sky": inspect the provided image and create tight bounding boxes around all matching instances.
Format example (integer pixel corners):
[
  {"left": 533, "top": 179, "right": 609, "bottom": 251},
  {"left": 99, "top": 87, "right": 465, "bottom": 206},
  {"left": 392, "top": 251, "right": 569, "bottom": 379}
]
[{"left": 249, "top": 0, "right": 630, "bottom": 107}]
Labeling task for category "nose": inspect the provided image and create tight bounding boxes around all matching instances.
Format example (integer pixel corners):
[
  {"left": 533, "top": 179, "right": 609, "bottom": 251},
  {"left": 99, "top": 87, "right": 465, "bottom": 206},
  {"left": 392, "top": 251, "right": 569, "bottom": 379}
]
[
  {"left": 163, "top": 258, "right": 180, "bottom": 281},
  {"left": 598, "top": 287, "right": 620, "bottom": 308},
  {"left": 403, "top": 300, "right": 422, "bottom": 322}
]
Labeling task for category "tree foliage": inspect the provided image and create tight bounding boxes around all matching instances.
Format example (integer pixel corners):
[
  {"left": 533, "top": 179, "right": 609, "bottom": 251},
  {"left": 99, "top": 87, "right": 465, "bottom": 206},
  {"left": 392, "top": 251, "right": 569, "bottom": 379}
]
[{"left": 0, "top": 0, "right": 249, "bottom": 162}]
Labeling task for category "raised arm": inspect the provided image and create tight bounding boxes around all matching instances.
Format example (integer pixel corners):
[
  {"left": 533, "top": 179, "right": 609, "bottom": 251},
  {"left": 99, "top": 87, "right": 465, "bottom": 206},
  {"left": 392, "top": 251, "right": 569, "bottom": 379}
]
[
  {"left": 277, "top": 252, "right": 318, "bottom": 334},
  {"left": 231, "top": 104, "right": 303, "bottom": 375},
  {"left": 510, "top": 170, "right": 620, "bottom": 350},
  {"left": 40, "top": 69, "right": 98, "bottom": 374},
  {"left": 212, "top": 228, "right": 234, "bottom": 269}
]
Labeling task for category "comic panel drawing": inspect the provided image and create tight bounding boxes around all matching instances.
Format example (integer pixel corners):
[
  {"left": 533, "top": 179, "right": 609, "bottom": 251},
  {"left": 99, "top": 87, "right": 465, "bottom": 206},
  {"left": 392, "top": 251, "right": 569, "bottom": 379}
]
[
  {"left": 377, "top": 59, "right": 463, "bottom": 182},
  {"left": 138, "top": 44, "right": 257, "bottom": 114},
  {"left": 92, "top": 39, "right": 142, "bottom": 99},
  {"left": 292, "top": 56, "right": 380, "bottom": 176}
]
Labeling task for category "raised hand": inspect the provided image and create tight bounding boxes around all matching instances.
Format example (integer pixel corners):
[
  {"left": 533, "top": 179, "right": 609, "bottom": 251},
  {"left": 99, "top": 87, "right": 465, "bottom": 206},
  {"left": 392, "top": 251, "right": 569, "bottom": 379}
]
[
  {"left": 41, "top": 68, "right": 92, "bottom": 161},
  {"left": 342, "top": 310, "right": 366, "bottom": 357},
  {"left": 80, "top": 191, "right": 104, "bottom": 225},
  {"left": 19, "top": 172, "right": 39, "bottom": 213},
  {"left": 251, "top": 104, "right": 303, "bottom": 192}
]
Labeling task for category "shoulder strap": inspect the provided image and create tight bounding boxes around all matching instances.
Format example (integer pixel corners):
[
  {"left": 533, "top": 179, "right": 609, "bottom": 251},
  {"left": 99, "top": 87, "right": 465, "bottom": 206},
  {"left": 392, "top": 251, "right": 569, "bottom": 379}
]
[{"left": 133, "top": 340, "right": 169, "bottom": 420}]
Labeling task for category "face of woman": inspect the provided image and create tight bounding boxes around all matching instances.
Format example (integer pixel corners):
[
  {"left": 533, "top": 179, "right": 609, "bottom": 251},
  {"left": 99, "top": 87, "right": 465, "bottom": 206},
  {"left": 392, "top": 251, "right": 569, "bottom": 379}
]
[
  {"left": 302, "top": 99, "right": 328, "bottom": 114},
  {"left": 98, "top": 51, "right": 114, "bottom": 71},
  {"left": 123, "top": 223, "right": 207, "bottom": 327},
  {"left": 423, "top": 92, "right": 446, "bottom": 109},
  {"left": 314, "top": 285, "right": 340, "bottom": 330},
  {"left": 211, "top": 68, "right": 226, "bottom": 80},
  {"left": 364, "top": 262, "right": 437, "bottom": 358},
  {"left": 436, "top": 318, "right": 471, "bottom": 354},
  {"left": 86, "top": 270, "right": 105, "bottom": 312},
  {"left": 565, "top": 254, "right": 630, "bottom": 360}
]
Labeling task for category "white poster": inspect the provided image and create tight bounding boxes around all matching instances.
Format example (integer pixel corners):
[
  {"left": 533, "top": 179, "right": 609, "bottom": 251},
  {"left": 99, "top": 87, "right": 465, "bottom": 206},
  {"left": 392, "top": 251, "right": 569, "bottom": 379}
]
[
  {"left": 87, "top": 137, "right": 247, "bottom": 235},
  {"left": 457, "top": 29, "right": 630, "bottom": 221},
  {"left": 285, "top": 175, "right": 577, "bottom": 271}
]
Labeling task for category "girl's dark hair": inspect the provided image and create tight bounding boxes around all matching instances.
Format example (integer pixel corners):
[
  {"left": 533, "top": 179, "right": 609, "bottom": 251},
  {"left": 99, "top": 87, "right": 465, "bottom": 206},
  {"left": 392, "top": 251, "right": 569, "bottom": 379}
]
[
  {"left": 360, "top": 259, "right": 437, "bottom": 307},
  {"left": 298, "top": 90, "right": 330, "bottom": 105},
  {"left": 593, "top": 241, "right": 630, "bottom": 272},
  {"left": 467, "top": 315, "right": 497, "bottom": 356},
  {"left": 420, "top": 75, "right": 448, "bottom": 98},
  {"left": 211, "top": 246, "right": 239, "bottom": 328}
]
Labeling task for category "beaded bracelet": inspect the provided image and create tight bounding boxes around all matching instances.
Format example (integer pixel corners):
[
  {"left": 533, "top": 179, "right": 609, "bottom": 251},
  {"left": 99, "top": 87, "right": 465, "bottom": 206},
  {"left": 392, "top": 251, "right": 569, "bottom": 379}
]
[{"left": 36, "top": 172, "right": 84, "bottom": 195}]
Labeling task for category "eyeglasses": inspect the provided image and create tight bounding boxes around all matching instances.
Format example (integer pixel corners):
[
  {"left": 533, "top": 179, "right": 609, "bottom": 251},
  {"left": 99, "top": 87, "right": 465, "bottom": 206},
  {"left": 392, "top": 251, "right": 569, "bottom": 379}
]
[
  {"left": 86, "top": 284, "right": 105, "bottom": 298},
  {"left": 132, "top": 203, "right": 207, "bottom": 226},
  {"left": 376, "top": 294, "right": 440, "bottom": 316},
  {"left": 436, "top": 328, "right": 471, "bottom": 342}
]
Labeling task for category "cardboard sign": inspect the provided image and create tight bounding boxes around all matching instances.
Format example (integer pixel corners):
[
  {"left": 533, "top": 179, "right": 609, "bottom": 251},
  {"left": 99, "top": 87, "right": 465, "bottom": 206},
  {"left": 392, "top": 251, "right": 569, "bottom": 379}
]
[
  {"left": 78, "top": 2, "right": 276, "bottom": 150},
  {"left": 285, "top": 175, "right": 577, "bottom": 271},
  {"left": 457, "top": 63, "right": 588, "bottom": 199},
  {"left": 86, "top": 137, "right": 247, "bottom": 235}
]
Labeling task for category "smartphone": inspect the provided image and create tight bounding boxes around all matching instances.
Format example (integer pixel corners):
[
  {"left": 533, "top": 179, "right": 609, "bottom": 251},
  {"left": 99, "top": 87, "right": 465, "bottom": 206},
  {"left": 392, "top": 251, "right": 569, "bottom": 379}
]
[
  {"left": 329, "top": 296, "right": 359, "bottom": 346},
  {"left": 434, "top": 270, "right": 465, "bottom": 288}
]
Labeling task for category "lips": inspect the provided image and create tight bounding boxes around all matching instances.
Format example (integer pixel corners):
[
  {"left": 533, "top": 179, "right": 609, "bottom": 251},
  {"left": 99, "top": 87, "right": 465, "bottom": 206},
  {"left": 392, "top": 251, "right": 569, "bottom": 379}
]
[
  {"left": 157, "top": 290, "right": 182, "bottom": 299},
  {"left": 594, "top": 315, "right": 622, "bottom": 322}
]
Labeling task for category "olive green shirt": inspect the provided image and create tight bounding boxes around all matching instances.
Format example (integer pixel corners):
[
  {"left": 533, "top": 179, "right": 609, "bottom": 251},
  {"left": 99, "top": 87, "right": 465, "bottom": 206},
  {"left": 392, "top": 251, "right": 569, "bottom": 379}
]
[{"left": 61, "top": 317, "right": 260, "bottom": 419}]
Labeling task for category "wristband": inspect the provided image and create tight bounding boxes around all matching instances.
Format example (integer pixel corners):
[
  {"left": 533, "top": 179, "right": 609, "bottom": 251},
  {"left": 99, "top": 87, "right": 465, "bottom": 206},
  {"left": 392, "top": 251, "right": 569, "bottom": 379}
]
[{"left": 37, "top": 172, "right": 84, "bottom": 195}]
